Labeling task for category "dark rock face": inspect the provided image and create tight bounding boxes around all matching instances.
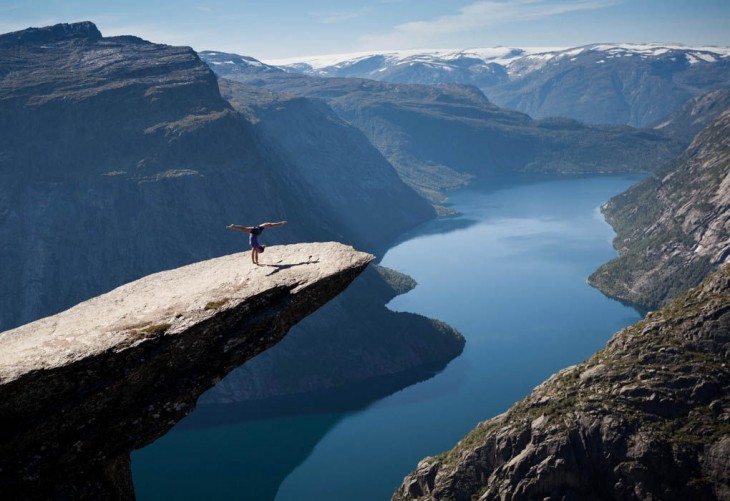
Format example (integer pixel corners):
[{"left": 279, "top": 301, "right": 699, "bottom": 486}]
[
  {"left": 0, "top": 22, "right": 280, "bottom": 330},
  {"left": 0, "top": 21, "right": 102, "bottom": 45},
  {"left": 394, "top": 265, "right": 730, "bottom": 501},
  {"left": 0, "top": 243, "right": 372, "bottom": 499},
  {"left": 589, "top": 108, "right": 730, "bottom": 310},
  {"left": 0, "top": 22, "right": 434, "bottom": 330}
]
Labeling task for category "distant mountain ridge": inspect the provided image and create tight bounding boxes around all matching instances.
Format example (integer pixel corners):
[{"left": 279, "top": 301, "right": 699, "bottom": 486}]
[
  {"left": 201, "top": 51, "right": 681, "bottom": 203},
  {"left": 267, "top": 44, "right": 730, "bottom": 79},
  {"left": 261, "top": 44, "right": 730, "bottom": 128}
]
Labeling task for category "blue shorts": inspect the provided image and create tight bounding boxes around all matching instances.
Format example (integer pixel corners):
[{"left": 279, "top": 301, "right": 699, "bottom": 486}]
[{"left": 250, "top": 234, "right": 263, "bottom": 251}]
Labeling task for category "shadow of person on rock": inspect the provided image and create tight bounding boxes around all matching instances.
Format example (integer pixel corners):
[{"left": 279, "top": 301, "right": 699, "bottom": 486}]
[{"left": 265, "top": 259, "right": 320, "bottom": 276}]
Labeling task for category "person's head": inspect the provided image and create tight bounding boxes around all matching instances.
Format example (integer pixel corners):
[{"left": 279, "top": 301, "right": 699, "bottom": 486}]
[{"left": 258, "top": 245, "right": 265, "bottom": 253}]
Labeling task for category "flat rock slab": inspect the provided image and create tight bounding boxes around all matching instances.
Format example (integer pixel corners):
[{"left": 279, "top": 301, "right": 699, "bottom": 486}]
[
  {"left": 0, "top": 242, "right": 373, "bottom": 383},
  {"left": 0, "top": 242, "right": 373, "bottom": 498}
]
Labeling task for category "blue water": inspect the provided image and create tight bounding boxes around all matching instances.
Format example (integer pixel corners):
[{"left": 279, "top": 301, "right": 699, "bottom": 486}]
[{"left": 133, "top": 174, "right": 643, "bottom": 500}]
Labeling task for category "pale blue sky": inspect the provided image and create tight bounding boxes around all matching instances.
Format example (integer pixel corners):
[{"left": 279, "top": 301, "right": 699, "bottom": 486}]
[{"left": 1, "top": 0, "right": 728, "bottom": 60}]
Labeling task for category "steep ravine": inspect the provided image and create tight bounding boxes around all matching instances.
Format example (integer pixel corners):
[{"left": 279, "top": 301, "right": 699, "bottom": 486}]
[
  {"left": 0, "top": 243, "right": 372, "bottom": 500},
  {"left": 394, "top": 264, "right": 730, "bottom": 501}
]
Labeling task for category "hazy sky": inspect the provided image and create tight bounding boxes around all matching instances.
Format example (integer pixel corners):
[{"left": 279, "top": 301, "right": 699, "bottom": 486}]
[{"left": 1, "top": 0, "right": 728, "bottom": 61}]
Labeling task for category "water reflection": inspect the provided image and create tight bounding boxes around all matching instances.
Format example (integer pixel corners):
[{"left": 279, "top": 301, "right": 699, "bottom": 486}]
[{"left": 132, "top": 365, "right": 446, "bottom": 500}]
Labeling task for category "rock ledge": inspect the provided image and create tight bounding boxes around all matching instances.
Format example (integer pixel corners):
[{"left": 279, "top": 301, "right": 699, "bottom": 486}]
[{"left": 0, "top": 242, "right": 372, "bottom": 499}]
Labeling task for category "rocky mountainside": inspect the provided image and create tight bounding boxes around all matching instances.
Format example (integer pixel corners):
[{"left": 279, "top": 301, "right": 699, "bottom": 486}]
[
  {"left": 202, "top": 53, "right": 681, "bottom": 203},
  {"left": 0, "top": 22, "right": 432, "bottom": 330},
  {"left": 269, "top": 44, "right": 730, "bottom": 128},
  {"left": 0, "top": 23, "right": 460, "bottom": 415},
  {"left": 0, "top": 242, "right": 372, "bottom": 499},
  {"left": 589, "top": 108, "right": 730, "bottom": 310},
  {"left": 216, "top": 78, "right": 434, "bottom": 245},
  {"left": 653, "top": 88, "right": 730, "bottom": 143},
  {"left": 395, "top": 264, "right": 730, "bottom": 501}
]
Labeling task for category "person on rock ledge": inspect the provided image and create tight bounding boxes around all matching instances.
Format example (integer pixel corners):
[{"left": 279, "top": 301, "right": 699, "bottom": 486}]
[{"left": 226, "top": 221, "right": 287, "bottom": 266}]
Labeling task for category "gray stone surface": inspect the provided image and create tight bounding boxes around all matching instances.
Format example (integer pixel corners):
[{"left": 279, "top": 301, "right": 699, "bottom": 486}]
[
  {"left": 0, "top": 242, "right": 373, "bottom": 499},
  {"left": 590, "top": 108, "right": 730, "bottom": 309}
]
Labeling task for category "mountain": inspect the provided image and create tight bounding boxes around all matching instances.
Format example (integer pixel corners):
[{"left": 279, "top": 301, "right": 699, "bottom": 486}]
[
  {"left": 269, "top": 44, "right": 730, "bottom": 128},
  {"left": 652, "top": 88, "right": 730, "bottom": 143},
  {"left": 215, "top": 78, "right": 434, "bottom": 245},
  {"left": 201, "top": 52, "right": 681, "bottom": 203},
  {"left": 267, "top": 47, "right": 517, "bottom": 88},
  {"left": 0, "top": 22, "right": 432, "bottom": 329},
  {"left": 589, "top": 108, "right": 730, "bottom": 310},
  {"left": 395, "top": 264, "right": 730, "bottom": 501},
  {"left": 0, "top": 22, "right": 460, "bottom": 410}
]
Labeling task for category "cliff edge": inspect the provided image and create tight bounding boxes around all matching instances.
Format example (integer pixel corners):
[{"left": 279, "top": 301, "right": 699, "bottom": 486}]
[
  {"left": 395, "top": 264, "right": 729, "bottom": 501},
  {"left": 0, "top": 242, "right": 373, "bottom": 500}
]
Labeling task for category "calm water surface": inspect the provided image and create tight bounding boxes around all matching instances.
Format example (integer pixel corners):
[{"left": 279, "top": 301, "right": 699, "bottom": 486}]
[{"left": 133, "top": 175, "right": 643, "bottom": 500}]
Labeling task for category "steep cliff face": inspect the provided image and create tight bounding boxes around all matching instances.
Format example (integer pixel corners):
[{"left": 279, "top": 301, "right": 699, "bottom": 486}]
[
  {"left": 395, "top": 265, "right": 730, "bottom": 501},
  {"left": 589, "top": 108, "right": 730, "bottom": 310},
  {"left": 0, "top": 243, "right": 373, "bottom": 499},
  {"left": 0, "top": 22, "right": 434, "bottom": 330},
  {"left": 0, "top": 22, "right": 283, "bottom": 330},
  {"left": 217, "top": 79, "right": 435, "bottom": 247}
]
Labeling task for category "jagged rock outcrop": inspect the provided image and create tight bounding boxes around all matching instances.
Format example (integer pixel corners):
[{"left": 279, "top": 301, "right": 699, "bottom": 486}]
[
  {"left": 0, "top": 242, "right": 372, "bottom": 500},
  {"left": 394, "top": 264, "right": 730, "bottom": 501},
  {"left": 589, "top": 108, "right": 730, "bottom": 310}
]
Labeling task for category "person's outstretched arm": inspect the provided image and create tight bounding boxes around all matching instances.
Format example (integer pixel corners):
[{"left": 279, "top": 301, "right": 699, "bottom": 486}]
[
  {"left": 260, "top": 221, "right": 287, "bottom": 228},
  {"left": 226, "top": 224, "right": 254, "bottom": 233}
]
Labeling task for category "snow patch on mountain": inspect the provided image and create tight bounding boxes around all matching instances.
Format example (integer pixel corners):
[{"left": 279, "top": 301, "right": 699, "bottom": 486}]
[{"left": 266, "top": 43, "right": 730, "bottom": 80}]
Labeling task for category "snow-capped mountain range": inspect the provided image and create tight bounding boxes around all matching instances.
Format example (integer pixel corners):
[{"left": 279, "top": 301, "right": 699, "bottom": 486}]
[
  {"left": 203, "top": 43, "right": 730, "bottom": 128},
  {"left": 265, "top": 43, "right": 730, "bottom": 80}
]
